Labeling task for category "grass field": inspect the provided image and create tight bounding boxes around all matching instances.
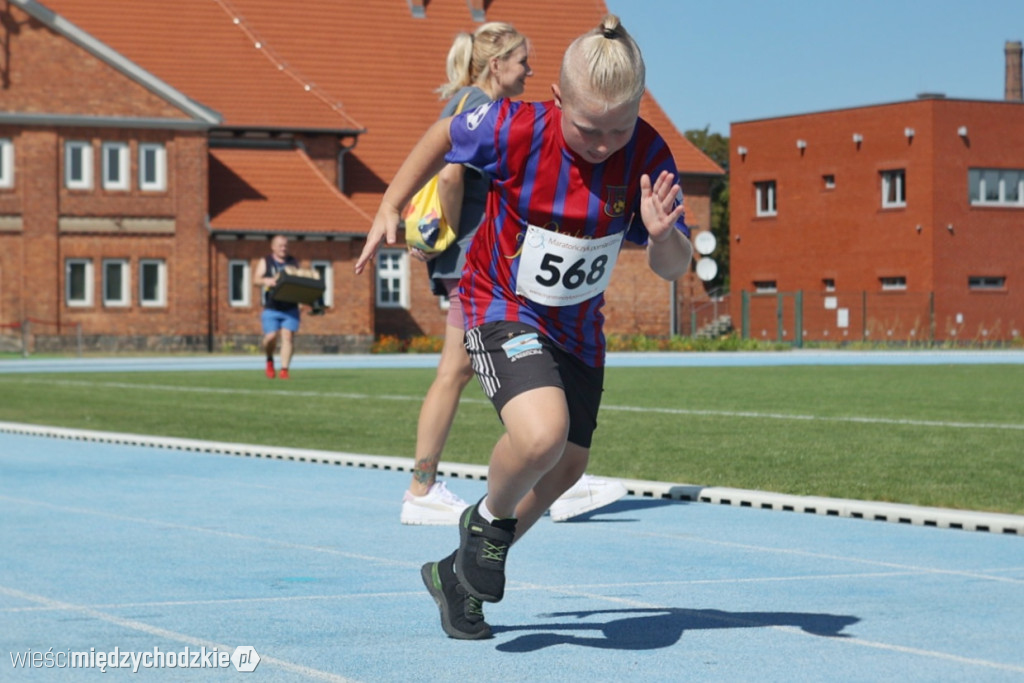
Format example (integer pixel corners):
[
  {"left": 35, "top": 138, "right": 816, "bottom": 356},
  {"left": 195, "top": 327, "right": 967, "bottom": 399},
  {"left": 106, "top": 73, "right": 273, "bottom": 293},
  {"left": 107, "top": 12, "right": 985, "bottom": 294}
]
[{"left": 1, "top": 363, "right": 1022, "bottom": 515}]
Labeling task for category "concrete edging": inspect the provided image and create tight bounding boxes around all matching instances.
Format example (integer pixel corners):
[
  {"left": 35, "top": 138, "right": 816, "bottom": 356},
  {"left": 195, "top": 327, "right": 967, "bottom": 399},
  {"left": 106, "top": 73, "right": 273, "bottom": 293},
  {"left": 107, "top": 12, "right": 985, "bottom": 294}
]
[{"left": 2, "top": 421, "right": 1021, "bottom": 536}]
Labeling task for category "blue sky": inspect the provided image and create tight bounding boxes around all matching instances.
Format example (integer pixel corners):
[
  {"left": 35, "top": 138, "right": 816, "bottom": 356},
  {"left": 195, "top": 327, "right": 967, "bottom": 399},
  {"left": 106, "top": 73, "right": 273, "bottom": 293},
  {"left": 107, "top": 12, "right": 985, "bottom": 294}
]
[{"left": 604, "top": 0, "right": 1024, "bottom": 135}]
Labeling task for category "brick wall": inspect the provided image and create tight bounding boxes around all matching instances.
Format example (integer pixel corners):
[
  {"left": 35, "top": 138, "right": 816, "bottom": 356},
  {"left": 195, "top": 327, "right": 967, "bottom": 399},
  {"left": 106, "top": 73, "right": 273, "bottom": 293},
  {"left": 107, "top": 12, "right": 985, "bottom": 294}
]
[{"left": 730, "top": 98, "right": 1023, "bottom": 342}]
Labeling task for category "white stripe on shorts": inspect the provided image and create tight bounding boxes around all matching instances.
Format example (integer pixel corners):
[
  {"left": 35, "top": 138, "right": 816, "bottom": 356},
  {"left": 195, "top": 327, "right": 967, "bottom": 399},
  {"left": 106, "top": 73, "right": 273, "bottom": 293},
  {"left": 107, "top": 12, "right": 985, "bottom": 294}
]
[{"left": 466, "top": 326, "right": 499, "bottom": 398}]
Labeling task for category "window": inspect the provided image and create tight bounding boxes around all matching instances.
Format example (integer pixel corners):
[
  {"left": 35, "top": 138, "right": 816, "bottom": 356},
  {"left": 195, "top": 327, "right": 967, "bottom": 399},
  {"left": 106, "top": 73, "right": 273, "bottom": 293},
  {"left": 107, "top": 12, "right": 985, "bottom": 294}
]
[
  {"left": 881, "top": 169, "right": 906, "bottom": 208},
  {"left": 102, "top": 259, "right": 130, "bottom": 307},
  {"left": 139, "top": 142, "right": 167, "bottom": 191},
  {"left": 66, "top": 259, "right": 94, "bottom": 306},
  {"left": 376, "top": 249, "right": 409, "bottom": 308},
  {"left": 755, "top": 181, "right": 777, "bottom": 217},
  {"left": 311, "top": 260, "right": 333, "bottom": 308},
  {"left": 102, "top": 142, "right": 130, "bottom": 190},
  {"left": 822, "top": 278, "right": 836, "bottom": 292},
  {"left": 0, "top": 138, "right": 13, "bottom": 189},
  {"left": 229, "top": 260, "right": 250, "bottom": 306},
  {"left": 822, "top": 174, "right": 835, "bottom": 190},
  {"left": 968, "top": 276, "right": 1006, "bottom": 290},
  {"left": 139, "top": 259, "right": 167, "bottom": 306},
  {"left": 880, "top": 276, "right": 907, "bottom": 291},
  {"left": 969, "top": 168, "right": 1024, "bottom": 207},
  {"left": 753, "top": 280, "right": 777, "bottom": 294},
  {"left": 65, "top": 141, "right": 93, "bottom": 190}
]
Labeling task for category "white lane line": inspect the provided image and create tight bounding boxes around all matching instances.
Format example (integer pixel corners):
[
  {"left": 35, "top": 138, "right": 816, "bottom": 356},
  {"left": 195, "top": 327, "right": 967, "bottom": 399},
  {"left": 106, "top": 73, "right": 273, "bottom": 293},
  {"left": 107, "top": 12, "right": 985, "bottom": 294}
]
[
  {"left": 0, "top": 584, "right": 360, "bottom": 682},
  {"left": 628, "top": 529, "right": 1024, "bottom": 585},
  {"left": 0, "top": 590, "right": 425, "bottom": 614},
  {"left": 0, "top": 571, "right": 973, "bottom": 615},
  {"left": 0, "top": 495, "right": 417, "bottom": 570},
  {"left": 5, "top": 377, "right": 1023, "bottom": 432}
]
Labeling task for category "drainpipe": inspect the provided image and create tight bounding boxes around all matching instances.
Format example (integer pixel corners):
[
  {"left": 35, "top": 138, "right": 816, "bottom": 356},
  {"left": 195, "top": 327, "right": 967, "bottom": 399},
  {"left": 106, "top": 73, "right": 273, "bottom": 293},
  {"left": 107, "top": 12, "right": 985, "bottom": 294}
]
[
  {"left": 205, "top": 214, "right": 215, "bottom": 353},
  {"left": 669, "top": 280, "right": 678, "bottom": 335}
]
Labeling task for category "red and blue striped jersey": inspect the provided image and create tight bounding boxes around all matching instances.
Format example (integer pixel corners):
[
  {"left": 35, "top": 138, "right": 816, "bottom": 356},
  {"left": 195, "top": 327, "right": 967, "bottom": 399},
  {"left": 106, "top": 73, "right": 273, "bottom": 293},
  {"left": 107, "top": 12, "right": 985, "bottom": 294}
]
[{"left": 448, "top": 99, "right": 689, "bottom": 367}]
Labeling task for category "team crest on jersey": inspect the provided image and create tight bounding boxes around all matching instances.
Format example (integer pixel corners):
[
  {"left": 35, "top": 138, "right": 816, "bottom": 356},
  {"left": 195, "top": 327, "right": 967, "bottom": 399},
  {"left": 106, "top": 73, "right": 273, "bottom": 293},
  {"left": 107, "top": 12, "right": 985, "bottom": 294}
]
[
  {"left": 465, "top": 102, "right": 493, "bottom": 131},
  {"left": 604, "top": 186, "right": 627, "bottom": 217}
]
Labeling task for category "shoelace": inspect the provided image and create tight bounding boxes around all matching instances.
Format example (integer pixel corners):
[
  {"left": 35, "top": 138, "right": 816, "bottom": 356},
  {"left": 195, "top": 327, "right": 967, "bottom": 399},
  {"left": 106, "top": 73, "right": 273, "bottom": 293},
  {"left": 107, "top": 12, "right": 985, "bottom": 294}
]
[
  {"left": 481, "top": 540, "right": 508, "bottom": 563},
  {"left": 466, "top": 595, "right": 484, "bottom": 619},
  {"left": 434, "top": 482, "right": 465, "bottom": 505}
]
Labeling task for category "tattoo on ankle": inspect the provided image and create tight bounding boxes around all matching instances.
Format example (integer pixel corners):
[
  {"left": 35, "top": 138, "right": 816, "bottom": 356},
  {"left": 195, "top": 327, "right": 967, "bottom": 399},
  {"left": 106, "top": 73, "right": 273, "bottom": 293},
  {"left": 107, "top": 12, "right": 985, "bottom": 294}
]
[{"left": 412, "top": 460, "right": 438, "bottom": 485}]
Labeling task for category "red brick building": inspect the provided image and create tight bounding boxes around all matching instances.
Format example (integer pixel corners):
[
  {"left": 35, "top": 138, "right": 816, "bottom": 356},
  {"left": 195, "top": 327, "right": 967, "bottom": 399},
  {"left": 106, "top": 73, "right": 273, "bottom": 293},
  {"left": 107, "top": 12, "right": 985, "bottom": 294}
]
[
  {"left": 0, "top": 0, "right": 721, "bottom": 354},
  {"left": 730, "top": 65, "right": 1024, "bottom": 344}
]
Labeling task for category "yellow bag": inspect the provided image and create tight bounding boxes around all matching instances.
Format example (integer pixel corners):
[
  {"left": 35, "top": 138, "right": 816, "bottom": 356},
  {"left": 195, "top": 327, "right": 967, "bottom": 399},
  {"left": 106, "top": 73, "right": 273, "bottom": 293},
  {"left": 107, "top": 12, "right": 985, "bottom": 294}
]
[
  {"left": 402, "top": 175, "right": 455, "bottom": 253},
  {"left": 402, "top": 92, "right": 472, "bottom": 254}
]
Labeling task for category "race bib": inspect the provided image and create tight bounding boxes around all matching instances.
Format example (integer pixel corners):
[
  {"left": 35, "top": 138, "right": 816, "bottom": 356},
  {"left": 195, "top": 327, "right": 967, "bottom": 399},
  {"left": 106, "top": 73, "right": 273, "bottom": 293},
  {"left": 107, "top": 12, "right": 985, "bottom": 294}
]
[{"left": 515, "top": 225, "right": 624, "bottom": 307}]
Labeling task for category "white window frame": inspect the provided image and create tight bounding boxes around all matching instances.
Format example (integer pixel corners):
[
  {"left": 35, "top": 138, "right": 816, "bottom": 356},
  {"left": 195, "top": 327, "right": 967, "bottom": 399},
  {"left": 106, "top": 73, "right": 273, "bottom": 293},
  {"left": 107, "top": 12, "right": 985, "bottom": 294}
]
[
  {"left": 969, "top": 168, "right": 1024, "bottom": 207},
  {"left": 755, "top": 181, "right": 777, "bottom": 217},
  {"left": 102, "top": 141, "right": 130, "bottom": 191},
  {"left": 881, "top": 169, "right": 906, "bottom": 208},
  {"left": 880, "top": 276, "right": 907, "bottom": 291},
  {"left": 229, "top": 260, "right": 251, "bottom": 307},
  {"left": 376, "top": 249, "right": 410, "bottom": 308},
  {"left": 968, "top": 276, "right": 1006, "bottom": 290},
  {"left": 139, "top": 142, "right": 167, "bottom": 191},
  {"left": 753, "top": 280, "right": 777, "bottom": 294},
  {"left": 65, "top": 140, "right": 93, "bottom": 190},
  {"left": 102, "top": 259, "right": 131, "bottom": 307},
  {"left": 66, "top": 258, "right": 94, "bottom": 307},
  {"left": 139, "top": 259, "right": 167, "bottom": 307},
  {"left": 0, "top": 138, "right": 13, "bottom": 189},
  {"left": 311, "top": 259, "right": 333, "bottom": 308}
]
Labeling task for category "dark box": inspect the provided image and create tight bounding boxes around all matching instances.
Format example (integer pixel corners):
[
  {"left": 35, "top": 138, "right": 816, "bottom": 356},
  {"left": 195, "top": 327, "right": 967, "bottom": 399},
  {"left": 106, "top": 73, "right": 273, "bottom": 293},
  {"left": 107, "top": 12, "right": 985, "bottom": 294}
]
[{"left": 270, "top": 274, "right": 325, "bottom": 305}]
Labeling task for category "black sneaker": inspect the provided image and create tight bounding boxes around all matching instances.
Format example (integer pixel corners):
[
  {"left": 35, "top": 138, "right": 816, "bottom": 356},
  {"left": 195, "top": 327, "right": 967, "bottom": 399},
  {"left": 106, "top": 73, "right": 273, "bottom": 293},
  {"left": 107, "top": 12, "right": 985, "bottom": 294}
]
[
  {"left": 421, "top": 555, "right": 492, "bottom": 640},
  {"left": 455, "top": 500, "right": 516, "bottom": 603}
]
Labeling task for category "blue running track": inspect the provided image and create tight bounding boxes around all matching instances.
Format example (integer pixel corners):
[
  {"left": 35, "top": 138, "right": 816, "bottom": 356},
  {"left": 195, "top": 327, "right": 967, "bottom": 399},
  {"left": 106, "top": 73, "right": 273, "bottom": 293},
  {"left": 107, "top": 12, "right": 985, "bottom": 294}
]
[{"left": 1, "top": 352, "right": 1022, "bottom": 681}]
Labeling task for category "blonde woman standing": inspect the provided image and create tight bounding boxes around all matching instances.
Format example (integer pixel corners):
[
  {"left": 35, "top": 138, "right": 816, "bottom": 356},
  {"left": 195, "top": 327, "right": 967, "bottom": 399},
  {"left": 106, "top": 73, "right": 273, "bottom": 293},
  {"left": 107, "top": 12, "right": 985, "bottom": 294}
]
[{"left": 401, "top": 22, "right": 628, "bottom": 529}]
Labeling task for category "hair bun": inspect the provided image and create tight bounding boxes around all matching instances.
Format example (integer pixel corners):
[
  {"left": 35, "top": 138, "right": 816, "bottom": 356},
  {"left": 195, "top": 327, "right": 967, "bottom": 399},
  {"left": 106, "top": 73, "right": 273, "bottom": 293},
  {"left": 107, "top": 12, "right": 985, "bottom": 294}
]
[{"left": 600, "top": 14, "right": 621, "bottom": 38}]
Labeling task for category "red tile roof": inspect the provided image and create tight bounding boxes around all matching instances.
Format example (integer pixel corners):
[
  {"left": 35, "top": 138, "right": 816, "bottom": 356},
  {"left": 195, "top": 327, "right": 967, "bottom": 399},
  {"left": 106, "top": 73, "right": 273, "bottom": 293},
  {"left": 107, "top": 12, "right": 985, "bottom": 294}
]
[
  {"left": 35, "top": 0, "right": 723, "bottom": 230},
  {"left": 209, "top": 147, "right": 371, "bottom": 235},
  {"left": 26, "top": 0, "right": 362, "bottom": 131}
]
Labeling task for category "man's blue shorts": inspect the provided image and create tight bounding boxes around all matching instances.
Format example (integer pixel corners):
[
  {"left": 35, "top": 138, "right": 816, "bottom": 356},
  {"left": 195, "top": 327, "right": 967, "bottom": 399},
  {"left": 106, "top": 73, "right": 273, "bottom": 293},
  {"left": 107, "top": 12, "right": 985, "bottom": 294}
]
[{"left": 261, "top": 308, "right": 300, "bottom": 334}]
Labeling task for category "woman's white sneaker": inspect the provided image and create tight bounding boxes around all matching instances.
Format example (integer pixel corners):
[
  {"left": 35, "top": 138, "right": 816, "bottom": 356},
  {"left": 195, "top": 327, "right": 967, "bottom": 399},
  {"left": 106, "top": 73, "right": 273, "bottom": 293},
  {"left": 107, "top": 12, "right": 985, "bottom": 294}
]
[
  {"left": 549, "top": 474, "right": 628, "bottom": 522},
  {"left": 401, "top": 481, "right": 469, "bottom": 525}
]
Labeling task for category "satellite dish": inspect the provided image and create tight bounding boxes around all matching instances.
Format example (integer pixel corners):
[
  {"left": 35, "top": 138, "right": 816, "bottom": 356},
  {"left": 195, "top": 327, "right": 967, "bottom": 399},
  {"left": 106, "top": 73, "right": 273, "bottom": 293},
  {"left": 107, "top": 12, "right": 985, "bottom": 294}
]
[
  {"left": 695, "top": 257, "right": 718, "bottom": 281},
  {"left": 694, "top": 231, "right": 717, "bottom": 256}
]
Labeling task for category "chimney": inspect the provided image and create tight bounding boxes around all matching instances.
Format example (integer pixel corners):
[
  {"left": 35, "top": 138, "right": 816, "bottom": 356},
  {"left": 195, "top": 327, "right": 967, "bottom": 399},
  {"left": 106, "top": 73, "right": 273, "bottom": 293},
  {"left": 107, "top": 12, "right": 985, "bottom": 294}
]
[{"left": 1006, "top": 40, "right": 1023, "bottom": 101}]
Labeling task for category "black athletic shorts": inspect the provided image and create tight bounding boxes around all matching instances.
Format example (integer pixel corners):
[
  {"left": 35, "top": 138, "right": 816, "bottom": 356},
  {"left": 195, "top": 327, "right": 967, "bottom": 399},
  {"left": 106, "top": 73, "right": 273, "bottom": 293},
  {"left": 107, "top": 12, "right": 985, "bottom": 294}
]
[{"left": 464, "top": 320, "right": 604, "bottom": 448}]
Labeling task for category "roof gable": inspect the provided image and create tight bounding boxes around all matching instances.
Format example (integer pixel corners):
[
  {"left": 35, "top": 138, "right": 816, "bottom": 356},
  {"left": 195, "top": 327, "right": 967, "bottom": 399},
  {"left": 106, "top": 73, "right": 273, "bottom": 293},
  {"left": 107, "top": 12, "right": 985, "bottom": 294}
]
[
  {"left": 7, "top": 0, "right": 219, "bottom": 126},
  {"left": 21, "top": 0, "right": 361, "bottom": 132}
]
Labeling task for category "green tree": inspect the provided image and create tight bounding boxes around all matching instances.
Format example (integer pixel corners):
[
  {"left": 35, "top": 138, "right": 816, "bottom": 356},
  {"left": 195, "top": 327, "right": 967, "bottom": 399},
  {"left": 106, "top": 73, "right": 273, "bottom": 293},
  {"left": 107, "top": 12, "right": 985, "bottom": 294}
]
[{"left": 685, "top": 127, "right": 730, "bottom": 290}]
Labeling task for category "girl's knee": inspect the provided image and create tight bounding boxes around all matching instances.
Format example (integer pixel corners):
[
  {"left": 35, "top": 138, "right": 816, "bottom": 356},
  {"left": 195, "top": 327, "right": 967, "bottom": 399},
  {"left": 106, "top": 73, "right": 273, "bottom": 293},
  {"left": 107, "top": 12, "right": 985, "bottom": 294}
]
[{"left": 510, "top": 423, "right": 568, "bottom": 470}]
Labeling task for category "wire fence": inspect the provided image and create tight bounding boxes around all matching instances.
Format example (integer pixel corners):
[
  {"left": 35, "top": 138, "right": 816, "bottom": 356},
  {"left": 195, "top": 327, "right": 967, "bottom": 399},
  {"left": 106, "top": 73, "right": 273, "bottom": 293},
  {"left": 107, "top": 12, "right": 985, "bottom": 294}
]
[{"left": 740, "top": 291, "right": 1021, "bottom": 346}]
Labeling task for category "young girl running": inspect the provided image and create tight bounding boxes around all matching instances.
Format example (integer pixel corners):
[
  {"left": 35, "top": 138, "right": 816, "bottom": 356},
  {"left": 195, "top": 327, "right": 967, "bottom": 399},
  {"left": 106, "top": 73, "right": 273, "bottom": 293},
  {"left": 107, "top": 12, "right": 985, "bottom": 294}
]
[{"left": 355, "top": 14, "right": 692, "bottom": 639}]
